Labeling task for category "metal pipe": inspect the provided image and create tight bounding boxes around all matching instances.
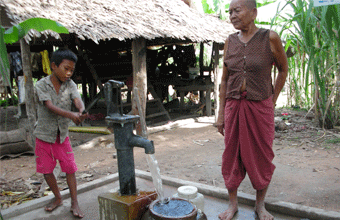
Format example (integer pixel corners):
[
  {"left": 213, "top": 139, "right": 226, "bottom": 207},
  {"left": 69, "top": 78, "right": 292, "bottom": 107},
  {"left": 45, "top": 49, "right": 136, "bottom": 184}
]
[
  {"left": 129, "top": 135, "right": 155, "bottom": 154},
  {"left": 111, "top": 122, "right": 154, "bottom": 195},
  {"left": 112, "top": 123, "right": 137, "bottom": 195},
  {"left": 117, "top": 148, "right": 136, "bottom": 195}
]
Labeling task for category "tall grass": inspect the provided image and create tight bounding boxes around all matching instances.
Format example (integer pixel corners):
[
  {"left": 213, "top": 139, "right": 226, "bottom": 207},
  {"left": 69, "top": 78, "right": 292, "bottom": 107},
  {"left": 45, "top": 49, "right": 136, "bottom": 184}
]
[{"left": 273, "top": 0, "right": 340, "bottom": 128}]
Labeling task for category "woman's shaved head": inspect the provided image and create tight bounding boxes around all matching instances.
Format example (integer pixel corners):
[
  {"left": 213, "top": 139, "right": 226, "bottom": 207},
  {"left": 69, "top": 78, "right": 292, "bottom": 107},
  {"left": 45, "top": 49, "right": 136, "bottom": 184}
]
[{"left": 245, "top": 0, "right": 257, "bottom": 9}]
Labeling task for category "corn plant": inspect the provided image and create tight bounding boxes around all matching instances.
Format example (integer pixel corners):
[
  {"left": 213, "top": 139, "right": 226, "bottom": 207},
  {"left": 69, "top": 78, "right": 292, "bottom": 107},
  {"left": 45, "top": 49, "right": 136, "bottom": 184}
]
[{"left": 273, "top": 0, "right": 340, "bottom": 128}]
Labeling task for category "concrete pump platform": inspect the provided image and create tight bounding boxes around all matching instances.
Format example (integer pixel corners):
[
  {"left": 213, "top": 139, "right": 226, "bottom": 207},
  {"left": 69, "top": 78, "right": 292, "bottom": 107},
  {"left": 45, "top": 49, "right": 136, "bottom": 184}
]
[{"left": 2, "top": 170, "right": 340, "bottom": 220}]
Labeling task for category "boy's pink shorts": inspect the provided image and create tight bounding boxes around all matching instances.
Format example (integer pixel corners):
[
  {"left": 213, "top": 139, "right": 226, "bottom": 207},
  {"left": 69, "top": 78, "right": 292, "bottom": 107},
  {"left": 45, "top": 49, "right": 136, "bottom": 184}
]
[{"left": 35, "top": 136, "right": 78, "bottom": 174}]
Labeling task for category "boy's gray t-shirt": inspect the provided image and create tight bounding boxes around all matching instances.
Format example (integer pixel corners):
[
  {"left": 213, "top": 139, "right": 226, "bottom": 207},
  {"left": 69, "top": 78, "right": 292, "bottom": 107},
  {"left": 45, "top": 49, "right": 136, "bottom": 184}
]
[{"left": 34, "top": 75, "right": 81, "bottom": 143}]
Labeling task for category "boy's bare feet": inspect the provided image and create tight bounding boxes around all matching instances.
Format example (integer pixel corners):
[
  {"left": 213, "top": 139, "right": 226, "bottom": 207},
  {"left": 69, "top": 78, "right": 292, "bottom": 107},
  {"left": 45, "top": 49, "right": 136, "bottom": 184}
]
[
  {"left": 45, "top": 198, "right": 63, "bottom": 212},
  {"left": 255, "top": 205, "right": 274, "bottom": 220},
  {"left": 218, "top": 203, "right": 238, "bottom": 220},
  {"left": 70, "top": 202, "right": 84, "bottom": 218}
]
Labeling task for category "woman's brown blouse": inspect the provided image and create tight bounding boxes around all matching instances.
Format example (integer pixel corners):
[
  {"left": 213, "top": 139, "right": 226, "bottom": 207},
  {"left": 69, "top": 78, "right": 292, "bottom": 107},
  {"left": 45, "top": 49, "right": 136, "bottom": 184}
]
[{"left": 224, "top": 28, "right": 274, "bottom": 101}]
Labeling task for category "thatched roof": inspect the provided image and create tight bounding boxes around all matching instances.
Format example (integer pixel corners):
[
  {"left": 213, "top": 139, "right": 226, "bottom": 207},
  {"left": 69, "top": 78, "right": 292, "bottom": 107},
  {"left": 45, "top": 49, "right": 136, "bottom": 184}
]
[{"left": 0, "top": 0, "right": 235, "bottom": 44}]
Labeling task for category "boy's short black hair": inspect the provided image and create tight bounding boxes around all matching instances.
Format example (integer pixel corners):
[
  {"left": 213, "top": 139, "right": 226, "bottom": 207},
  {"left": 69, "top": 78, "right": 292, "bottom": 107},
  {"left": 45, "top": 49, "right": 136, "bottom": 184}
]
[{"left": 50, "top": 48, "right": 78, "bottom": 67}]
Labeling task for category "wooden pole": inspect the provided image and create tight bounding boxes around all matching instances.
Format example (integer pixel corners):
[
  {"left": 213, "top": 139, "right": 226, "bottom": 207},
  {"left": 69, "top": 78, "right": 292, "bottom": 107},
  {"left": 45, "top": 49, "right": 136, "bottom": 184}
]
[
  {"left": 133, "top": 87, "right": 147, "bottom": 138},
  {"left": 199, "top": 42, "right": 204, "bottom": 103},
  {"left": 213, "top": 42, "right": 220, "bottom": 121},
  {"left": 132, "top": 38, "right": 147, "bottom": 136},
  {"left": 20, "top": 39, "right": 36, "bottom": 148}
]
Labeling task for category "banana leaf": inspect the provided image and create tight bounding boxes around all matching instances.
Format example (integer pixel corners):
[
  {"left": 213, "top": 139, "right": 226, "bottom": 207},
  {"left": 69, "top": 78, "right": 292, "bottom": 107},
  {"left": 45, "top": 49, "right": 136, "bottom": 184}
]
[
  {"left": 1, "top": 18, "right": 68, "bottom": 90},
  {"left": 4, "top": 18, "right": 68, "bottom": 44}
]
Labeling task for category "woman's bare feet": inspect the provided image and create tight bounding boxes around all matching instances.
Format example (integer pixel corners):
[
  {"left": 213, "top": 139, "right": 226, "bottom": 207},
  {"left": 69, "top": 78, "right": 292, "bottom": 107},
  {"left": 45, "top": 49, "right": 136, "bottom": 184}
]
[
  {"left": 255, "top": 187, "right": 273, "bottom": 220},
  {"left": 45, "top": 198, "right": 63, "bottom": 212},
  {"left": 70, "top": 201, "right": 84, "bottom": 218},
  {"left": 255, "top": 204, "right": 274, "bottom": 220},
  {"left": 218, "top": 202, "right": 238, "bottom": 220}
]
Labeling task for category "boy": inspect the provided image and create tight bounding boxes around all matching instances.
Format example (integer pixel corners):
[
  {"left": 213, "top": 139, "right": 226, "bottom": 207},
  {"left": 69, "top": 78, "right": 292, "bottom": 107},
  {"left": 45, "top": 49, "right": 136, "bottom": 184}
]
[{"left": 34, "top": 48, "right": 87, "bottom": 218}]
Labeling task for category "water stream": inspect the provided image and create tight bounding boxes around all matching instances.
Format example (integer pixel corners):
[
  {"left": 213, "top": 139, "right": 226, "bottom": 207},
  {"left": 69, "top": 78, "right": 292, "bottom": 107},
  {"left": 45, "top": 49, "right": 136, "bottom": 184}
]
[{"left": 146, "top": 154, "right": 165, "bottom": 202}]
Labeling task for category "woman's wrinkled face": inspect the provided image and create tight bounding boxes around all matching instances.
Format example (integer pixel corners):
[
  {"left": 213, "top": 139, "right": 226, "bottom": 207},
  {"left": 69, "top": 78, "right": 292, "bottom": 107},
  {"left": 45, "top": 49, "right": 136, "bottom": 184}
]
[{"left": 229, "top": 0, "right": 256, "bottom": 30}]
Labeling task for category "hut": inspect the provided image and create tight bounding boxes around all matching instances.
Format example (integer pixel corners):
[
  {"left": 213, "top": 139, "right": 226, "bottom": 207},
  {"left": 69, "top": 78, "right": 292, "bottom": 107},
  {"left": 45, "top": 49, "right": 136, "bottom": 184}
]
[{"left": 1, "top": 0, "right": 235, "bottom": 127}]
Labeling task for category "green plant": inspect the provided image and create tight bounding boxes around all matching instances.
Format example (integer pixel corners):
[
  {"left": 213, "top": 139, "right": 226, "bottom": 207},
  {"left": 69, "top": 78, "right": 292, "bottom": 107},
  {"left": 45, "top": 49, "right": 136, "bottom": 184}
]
[
  {"left": 201, "top": 0, "right": 277, "bottom": 20},
  {"left": 272, "top": 0, "right": 340, "bottom": 129},
  {"left": 323, "top": 145, "right": 332, "bottom": 149},
  {"left": 0, "top": 96, "right": 18, "bottom": 107},
  {"left": 202, "top": 0, "right": 228, "bottom": 20},
  {"left": 326, "top": 138, "right": 340, "bottom": 144}
]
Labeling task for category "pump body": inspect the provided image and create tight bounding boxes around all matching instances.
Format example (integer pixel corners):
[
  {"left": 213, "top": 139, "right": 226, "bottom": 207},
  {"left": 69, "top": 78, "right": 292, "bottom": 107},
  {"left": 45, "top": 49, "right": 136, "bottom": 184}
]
[{"left": 105, "top": 80, "right": 154, "bottom": 195}]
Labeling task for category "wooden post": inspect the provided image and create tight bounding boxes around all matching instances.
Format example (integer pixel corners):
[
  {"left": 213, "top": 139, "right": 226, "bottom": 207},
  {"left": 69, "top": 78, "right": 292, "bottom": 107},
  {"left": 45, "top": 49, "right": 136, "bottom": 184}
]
[
  {"left": 20, "top": 39, "right": 36, "bottom": 148},
  {"left": 199, "top": 42, "right": 204, "bottom": 102},
  {"left": 133, "top": 87, "right": 147, "bottom": 138},
  {"left": 132, "top": 38, "right": 147, "bottom": 136},
  {"left": 213, "top": 42, "right": 220, "bottom": 121},
  {"left": 206, "top": 87, "right": 212, "bottom": 116}
]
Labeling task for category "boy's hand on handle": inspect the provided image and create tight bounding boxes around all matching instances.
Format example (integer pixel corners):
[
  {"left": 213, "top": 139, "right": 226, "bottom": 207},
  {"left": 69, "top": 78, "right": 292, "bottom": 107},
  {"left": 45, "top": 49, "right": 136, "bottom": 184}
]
[
  {"left": 70, "top": 112, "right": 83, "bottom": 125},
  {"left": 79, "top": 112, "right": 89, "bottom": 123}
]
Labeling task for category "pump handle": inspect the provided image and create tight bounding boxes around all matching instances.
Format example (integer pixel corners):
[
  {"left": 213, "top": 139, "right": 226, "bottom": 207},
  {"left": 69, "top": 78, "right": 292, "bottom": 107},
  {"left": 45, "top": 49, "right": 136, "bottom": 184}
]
[{"left": 108, "top": 80, "right": 125, "bottom": 88}]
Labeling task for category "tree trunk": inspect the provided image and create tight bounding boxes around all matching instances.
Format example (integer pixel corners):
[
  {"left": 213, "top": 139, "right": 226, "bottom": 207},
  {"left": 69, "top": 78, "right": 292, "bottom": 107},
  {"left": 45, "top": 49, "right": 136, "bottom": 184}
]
[
  {"left": 132, "top": 38, "right": 147, "bottom": 136},
  {"left": 0, "top": 128, "right": 33, "bottom": 157},
  {"left": 20, "top": 39, "right": 36, "bottom": 149},
  {"left": 0, "top": 142, "right": 33, "bottom": 158},
  {"left": 0, "top": 128, "right": 27, "bottom": 144}
]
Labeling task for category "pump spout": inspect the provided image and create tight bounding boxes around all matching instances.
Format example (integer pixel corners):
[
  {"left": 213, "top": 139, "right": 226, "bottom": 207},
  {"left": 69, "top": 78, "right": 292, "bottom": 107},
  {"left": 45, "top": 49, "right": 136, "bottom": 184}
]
[{"left": 129, "top": 135, "right": 155, "bottom": 154}]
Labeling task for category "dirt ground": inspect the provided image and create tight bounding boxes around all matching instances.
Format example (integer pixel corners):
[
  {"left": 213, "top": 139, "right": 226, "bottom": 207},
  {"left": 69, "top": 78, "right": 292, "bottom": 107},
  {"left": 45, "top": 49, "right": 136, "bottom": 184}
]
[{"left": 0, "top": 105, "right": 340, "bottom": 213}]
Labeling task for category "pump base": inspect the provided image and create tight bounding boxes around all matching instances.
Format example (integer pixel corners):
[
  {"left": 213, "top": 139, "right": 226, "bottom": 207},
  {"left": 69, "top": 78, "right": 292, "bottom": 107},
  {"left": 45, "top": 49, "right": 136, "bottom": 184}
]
[{"left": 98, "top": 190, "right": 157, "bottom": 220}]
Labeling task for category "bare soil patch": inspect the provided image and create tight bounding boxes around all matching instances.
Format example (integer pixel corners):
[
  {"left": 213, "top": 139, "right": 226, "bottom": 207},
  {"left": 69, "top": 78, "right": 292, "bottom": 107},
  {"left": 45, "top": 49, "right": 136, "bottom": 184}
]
[{"left": 1, "top": 106, "right": 340, "bottom": 213}]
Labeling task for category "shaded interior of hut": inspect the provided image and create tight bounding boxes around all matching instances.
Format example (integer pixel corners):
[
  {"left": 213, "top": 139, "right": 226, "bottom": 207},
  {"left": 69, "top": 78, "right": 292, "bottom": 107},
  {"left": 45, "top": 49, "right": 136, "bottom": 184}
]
[{"left": 5, "top": 34, "right": 217, "bottom": 125}]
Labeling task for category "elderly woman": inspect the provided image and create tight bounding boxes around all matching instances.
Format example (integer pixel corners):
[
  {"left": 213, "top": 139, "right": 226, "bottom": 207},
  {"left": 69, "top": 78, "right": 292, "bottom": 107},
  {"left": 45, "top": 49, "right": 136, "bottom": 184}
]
[{"left": 216, "top": 0, "right": 288, "bottom": 220}]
